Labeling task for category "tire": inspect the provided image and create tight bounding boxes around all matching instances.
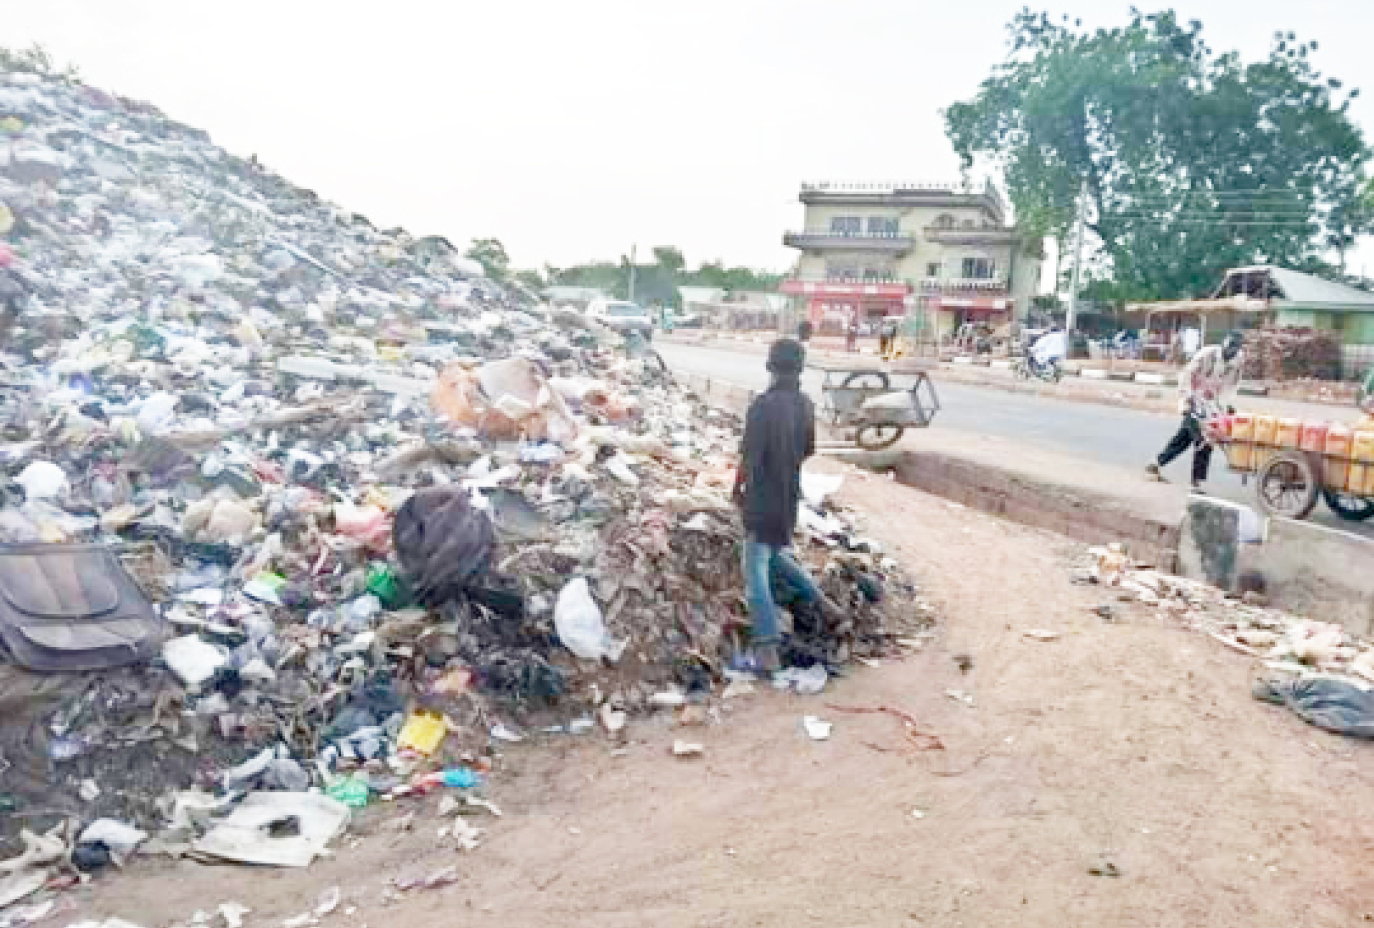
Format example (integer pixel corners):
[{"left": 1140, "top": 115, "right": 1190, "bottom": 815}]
[
  {"left": 855, "top": 423, "right": 904, "bottom": 450},
  {"left": 842, "top": 371, "right": 891, "bottom": 390},
  {"left": 1256, "top": 451, "right": 1320, "bottom": 520},
  {"left": 1323, "top": 489, "right": 1374, "bottom": 522}
]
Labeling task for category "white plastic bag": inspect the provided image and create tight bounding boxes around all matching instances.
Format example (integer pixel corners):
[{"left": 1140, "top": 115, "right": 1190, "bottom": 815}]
[
  {"left": 554, "top": 578, "right": 624, "bottom": 662},
  {"left": 14, "top": 461, "right": 68, "bottom": 501}
]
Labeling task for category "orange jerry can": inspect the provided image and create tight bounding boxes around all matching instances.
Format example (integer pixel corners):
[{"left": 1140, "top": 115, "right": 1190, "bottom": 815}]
[
  {"left": 1299, "top": 421, "right": 1329, "bottom": 454},
  {"left": 1252, "top": 415, "right": 1279, "bottom": 469},
  {"left": 1325, "top": 425, "right": 1354, "bottom": 491},
  {"left": 1228, "top": 413, "right": 1255, "bottom": 471},
  {"left": 1275, "top": 418, "right": 1302, "bottom": 449},
  {"left": 1351, "top": 431, "right": 1374, "bottom": 496}
]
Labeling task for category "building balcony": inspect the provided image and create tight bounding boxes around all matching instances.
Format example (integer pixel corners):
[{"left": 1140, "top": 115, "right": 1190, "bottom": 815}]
[
  {"left": 780, "top": 277, "right": 912, "bottom": 299},
  {"left": 920, "top": 277, "right": 1009, "bottom": 292},
  {"left": 782, "top": 230, "right": 915, "bottom": 253},
  {"left": 923, "top": 226, "right": 1019, "bottom": 245}
]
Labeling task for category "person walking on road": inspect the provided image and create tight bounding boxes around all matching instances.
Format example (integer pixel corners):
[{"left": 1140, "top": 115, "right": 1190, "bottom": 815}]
[
  {"left": 878, "top": 317, "right": 898, "bottom": 356},
  {"left": 845, "top": 316, "right": 859, "bottom": 353},
  {"left": 732, "top": 339, "right": 826, "bottom": 674},
  {"left": 1147, "top": 331, "right": 1245, "bottom": 490}
]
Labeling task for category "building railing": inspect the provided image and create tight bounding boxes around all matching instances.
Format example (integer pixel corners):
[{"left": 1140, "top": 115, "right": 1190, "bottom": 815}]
[
  {"left": 785, "top": 228, "right": 911, "bottom": 240},
  {"left": 801, "top": 180, "right": 995, "bottom": 196},
  {"left": 783, "top": 275, "right": 1009, "bottom": 290}
]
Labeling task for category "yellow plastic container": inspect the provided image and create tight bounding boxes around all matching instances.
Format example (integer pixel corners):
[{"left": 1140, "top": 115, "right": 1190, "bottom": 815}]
[
  {"left": 1276, "top": 418, "right": 1302, "bottom": 450},
  {"left": 1228, "top": 413, "right": 1255, "bottom": 471},
  {"left": 397, "top": 710, "right": 449, "bottom": 755},
  {"left": 1325, "top": 425, "right": 1354, "bottom": 491},
  {"left": 1252, "top": 415, "right": 1278, "bottom": 469},
  {"left": 1352, "top": 431, "right": 1374, "bottom": 496}
]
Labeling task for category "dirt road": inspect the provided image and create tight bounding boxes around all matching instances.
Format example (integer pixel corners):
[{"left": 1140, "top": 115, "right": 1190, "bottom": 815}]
[{"left": 69, "top": 464, "right": 1374, "bottom": 927}]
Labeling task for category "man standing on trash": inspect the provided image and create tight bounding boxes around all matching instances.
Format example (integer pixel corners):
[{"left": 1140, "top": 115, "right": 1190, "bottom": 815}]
[
  {"left": 732, "top": 339, "right": 829, "bottom": 674},
  {"left": 1147, "top": 331, "right": 1245, "bottom": 490}
]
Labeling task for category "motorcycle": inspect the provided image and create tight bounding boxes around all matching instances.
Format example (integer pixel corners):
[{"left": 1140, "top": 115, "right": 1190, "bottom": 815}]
[{"left": 1012, "top": 354, "right": 1063, "bottom": 384}]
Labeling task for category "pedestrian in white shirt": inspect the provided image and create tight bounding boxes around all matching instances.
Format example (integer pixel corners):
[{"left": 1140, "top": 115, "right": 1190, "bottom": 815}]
[{"left": 1146, "top": 331, "right": 1245, "bottom": 489}]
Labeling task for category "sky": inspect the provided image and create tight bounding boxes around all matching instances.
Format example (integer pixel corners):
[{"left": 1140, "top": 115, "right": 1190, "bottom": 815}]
[{"left": 6, "top": 0, "right": 1374, "bottom": 279}]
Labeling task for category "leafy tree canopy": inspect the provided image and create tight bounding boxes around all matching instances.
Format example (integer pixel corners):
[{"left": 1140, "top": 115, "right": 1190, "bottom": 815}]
[
  {"left": 465, "top": 238, "right": 510, "bottom": 280},
  {"left": 946, "top": 8, "right": 1369, "bottom": 301}
]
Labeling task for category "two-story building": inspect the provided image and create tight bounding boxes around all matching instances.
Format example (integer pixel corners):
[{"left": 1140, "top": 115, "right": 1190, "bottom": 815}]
[{"left": 780, "top": 181, "right": 1042, "bottom": 337}]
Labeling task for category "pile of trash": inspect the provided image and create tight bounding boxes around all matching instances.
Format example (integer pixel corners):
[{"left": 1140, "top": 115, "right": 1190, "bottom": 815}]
[
  {"left": 1079, "top": 544, "right": 1374, "bottom": 739},
  {"left": 0, "top": 65, "right": 931, "bottom": 902}
]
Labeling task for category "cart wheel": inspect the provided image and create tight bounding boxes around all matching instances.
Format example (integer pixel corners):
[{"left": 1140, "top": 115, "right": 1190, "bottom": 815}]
[
  {"left": 1256, "top": 451, "right": 1320, "bottom": 520},
  {"left": 855, "top": 423, "right": 904, "bottom": 450},
  {"left": 1323, "top": 489, "right": 1374, "bottom": 522},
  {"left": 842, "top": 371, "right": 891, "bottom": 390}
]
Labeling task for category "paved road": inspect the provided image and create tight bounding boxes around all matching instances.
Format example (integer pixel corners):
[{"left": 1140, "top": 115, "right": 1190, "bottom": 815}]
[{"left": 659, "top": 342, "right": 1373, "bottom": 538}]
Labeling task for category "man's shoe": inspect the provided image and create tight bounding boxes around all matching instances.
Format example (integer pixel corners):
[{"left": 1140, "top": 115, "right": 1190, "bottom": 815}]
[
  {"left": 753, "top": 644, "right": 781, "bottom": 675},
  {"left": 1145, "top": 462, "right": 1165, "bottom": 482}
]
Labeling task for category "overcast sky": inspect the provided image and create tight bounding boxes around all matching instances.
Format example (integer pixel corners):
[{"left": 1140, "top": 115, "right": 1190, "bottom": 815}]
[{"left": 7, "top": 0, "right": 1374, "bottom": 279}]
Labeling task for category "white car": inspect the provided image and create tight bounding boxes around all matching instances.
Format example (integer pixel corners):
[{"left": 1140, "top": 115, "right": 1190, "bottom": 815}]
[{"left": 586, "top": 299, "right": 654, "bottom": 339}]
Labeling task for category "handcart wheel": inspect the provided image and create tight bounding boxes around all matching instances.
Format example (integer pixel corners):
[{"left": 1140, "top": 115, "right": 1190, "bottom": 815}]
[
  {"left": 1322, "top": 489, "right": 1374, "bottom": 522},
  {"left": 842, "top": 371, "right": 891, "bottom": 390},
  {"left": 855, "top": 423, "right": 904, "bottom": 450},
  {"left": 1256, "top": 451, "right": 1320, "bottom": 520}
]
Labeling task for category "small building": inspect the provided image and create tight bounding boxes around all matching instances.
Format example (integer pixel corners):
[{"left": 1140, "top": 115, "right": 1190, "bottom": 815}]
[
  {"left": 679, "top": 287, "right": 786, "bottom": 330},
  {"left": 542, "top": 286, "right": 609, "bottom": 310},
  {"left": 1127, "top": 266, "right": 1374, "bottom": 346},
  {"left": 780, "top": 180, "right": 1043, "bottom": 337}
]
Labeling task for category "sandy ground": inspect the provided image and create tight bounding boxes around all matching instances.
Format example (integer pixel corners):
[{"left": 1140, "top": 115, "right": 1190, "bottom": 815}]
[{"left": 62, "top": 461, "right": 1374, "bottom": 927}]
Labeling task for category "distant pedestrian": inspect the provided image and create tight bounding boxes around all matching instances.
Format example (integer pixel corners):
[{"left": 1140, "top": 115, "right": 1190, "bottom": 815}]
[
  {"left": 878, "top": 317, "right": 899, "bottom": 356},
  {"left": 732, "top": 339, "right": 826, "bottom": 674},
  {"left": 845, "top": 318, "right": 858, "bottom": 353},
  {"left": 1147, "top": 331, "right": 1245, "bottom": 490}
]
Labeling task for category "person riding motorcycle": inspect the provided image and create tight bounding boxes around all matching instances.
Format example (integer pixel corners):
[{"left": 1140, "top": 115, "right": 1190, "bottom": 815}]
[{"left": 1029, "top": 325, "right": 1067, "bottom": 377}]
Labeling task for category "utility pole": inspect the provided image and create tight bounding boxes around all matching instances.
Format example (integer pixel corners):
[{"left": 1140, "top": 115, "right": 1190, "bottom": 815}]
[
  {"left": 1065, "top": 179, "right": 1088, "bottom": 333},
  {"left": 627, "top": 244, "right": 637, "bottom": 302}
]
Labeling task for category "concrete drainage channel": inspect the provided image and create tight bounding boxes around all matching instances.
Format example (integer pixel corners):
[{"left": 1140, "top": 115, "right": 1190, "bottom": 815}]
[
  {"left": 677, "top": 372, "right": 1179, "bottom": 566},
  {"left": 678, "top": 371, "right": 1374, "bottom": 636}
]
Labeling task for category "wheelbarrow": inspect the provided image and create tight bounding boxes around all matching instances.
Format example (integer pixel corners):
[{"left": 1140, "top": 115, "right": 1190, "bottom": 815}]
[{"left": 814, "top": 359, "right": 940, "bottom": 450}]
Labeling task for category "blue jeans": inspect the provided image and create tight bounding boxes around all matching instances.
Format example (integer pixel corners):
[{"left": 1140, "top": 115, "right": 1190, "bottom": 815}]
[{"left": 743, "top": 537, "right": 823, "bottom": 645}]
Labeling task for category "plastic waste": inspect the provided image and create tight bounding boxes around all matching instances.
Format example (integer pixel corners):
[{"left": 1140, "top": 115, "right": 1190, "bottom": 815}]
[
  {"left": 324, "top": 775, "right": 371, "bottom": 809},
  {"left": 134, "top": 392, "right": 179, "bottom": 435},
  {"left": 802, "top": 715, "right": 833, "bottom": 741},
  {"left": 77, "top": 819, "right": 147, "bottom": 858},
  {"left": 554, "top": 578, "right": 624, "bottom": 662},
  {"left": 413, "top": 768, "right": 481, "bottom": 789},
  {"left": 13, "top": 461, "right": 67, "bottom": 501},
  {"left": 773, "top": 664, "right": 829, "bottom": 695},
  {"left": 334, "top": 501, "right": 391, "bottom": 550},
  {"left": 1253, "top": 676, "right": 1374, "bottom": 738},
  {"left": 162, "top": 635, "right": 229, "bottom": 690},
  {"left": 192, "top": 792, "right": 351, "bottom": 868},
  {"left": 397, "top": 710, "right": 448, "bottom": 755}
]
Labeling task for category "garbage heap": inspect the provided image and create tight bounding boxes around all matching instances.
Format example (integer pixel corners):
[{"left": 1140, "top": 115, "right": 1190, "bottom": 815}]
[
  {"left": 0, "top": 67, "right": 932, "bottom": 877},
  {"left": 1080, "top": 545, "right": 1374, "bottom": 740}
]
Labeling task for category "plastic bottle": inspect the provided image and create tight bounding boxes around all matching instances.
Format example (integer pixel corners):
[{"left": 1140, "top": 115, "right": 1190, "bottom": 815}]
[{"left": 1325, "top": 425, "right": 1354, "bottom": 491}]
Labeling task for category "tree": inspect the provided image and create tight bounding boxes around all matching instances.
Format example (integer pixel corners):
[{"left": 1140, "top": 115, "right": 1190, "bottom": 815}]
[
  {"left": 465, "top": 238, "right": 510, "bottom": 280},
  {"left": 652, "top": 246, "right": 686, "bottom": 275},
  {"left": 512, "top": 269, "right": 545, "bottom": 291},
  {"left": 946, "top": 10, "right": 1369, "bottom": 301},
  {"left": 0, "top": 44, "right": 80, "bottom": 80}
]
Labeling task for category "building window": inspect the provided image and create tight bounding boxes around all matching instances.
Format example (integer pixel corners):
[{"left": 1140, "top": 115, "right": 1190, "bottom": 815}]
[
  {"left": 934, "top": 214, "right": 956, "bottom": 229},
  {"left": 961, "top": 257, "right": 996, "bottom": 280},
  {"left": 826, "top": 262, "right": 858, "bottom": 282},
  {"left": 862, "top": 266, "right": 895, "bottom": 282},
  {"left": 925, "top": 262, "right": 941, "bottom": 278},
  {"left": 829, "top": 216, "right": 862, "bottom": 236},
  {"left": 867, "top": 217, "right": 899, "bottom": 237}
]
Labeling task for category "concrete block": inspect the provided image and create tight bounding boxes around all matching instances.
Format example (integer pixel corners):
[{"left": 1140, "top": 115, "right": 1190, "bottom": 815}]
[
  {"left": 990, "top": 360, "right": 1013, "bottom": 370},
  {"left": 1135, "top": 372, "right": 1170, "bottom": 386},
  {"left": 1080, "top": 369, "right": 1109, "bottom": 380},
  {"left": 1179, "top": 494, "right": 1374, "bottom": 637},
  {"left": 952, "top": 356, "right": 974, "bottom": 365},
  {"left": 1107, "top": 371, "right": 1135, "bottom": 382}
]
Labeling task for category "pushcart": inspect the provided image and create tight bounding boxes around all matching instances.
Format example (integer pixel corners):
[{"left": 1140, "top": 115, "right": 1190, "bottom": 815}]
[
  {"left": 812, "top": 358, "right": 940, "bottom": 451},
  {"left": 1213, "top": 430, "right": 1374, "bottom": 522}
]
